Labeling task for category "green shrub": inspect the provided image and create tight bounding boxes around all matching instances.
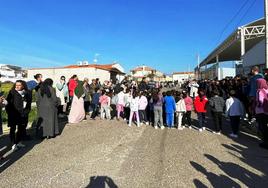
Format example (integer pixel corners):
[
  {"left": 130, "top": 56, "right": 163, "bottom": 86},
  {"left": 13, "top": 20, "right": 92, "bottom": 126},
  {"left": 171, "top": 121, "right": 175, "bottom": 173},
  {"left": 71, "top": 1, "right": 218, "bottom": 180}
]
[{"left": 2, "top": 107, "right": 38, "bottom": 123}]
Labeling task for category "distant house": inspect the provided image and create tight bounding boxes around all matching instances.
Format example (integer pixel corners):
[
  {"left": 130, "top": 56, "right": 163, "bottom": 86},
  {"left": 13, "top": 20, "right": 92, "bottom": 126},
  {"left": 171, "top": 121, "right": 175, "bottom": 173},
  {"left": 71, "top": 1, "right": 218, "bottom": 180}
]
[
  {"left": 130, "top": 65, "right": 165, "bottom": 81},
  {"left": 0, "top": 64, "right": 25, "bottom": 82},
  {"left": 172, "top": 72, "right": 194, "bottom": 82},
  {"left": 27, "top": 63, "right": 125, "bottom": 83}
]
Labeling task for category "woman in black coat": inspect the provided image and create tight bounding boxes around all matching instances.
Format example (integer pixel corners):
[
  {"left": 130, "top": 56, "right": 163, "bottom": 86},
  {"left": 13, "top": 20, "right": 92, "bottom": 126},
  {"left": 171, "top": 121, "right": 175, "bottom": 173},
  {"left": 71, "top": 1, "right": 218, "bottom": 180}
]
[{"left": 6, "top": 80, "right": 32, "bottom": 151}]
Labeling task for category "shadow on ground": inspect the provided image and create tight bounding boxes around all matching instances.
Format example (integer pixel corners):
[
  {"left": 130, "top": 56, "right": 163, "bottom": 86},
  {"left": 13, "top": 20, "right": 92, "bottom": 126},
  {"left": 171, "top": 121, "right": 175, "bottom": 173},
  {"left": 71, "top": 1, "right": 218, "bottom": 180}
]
[
  {"left": 0, "top": 116, "right": 68, "bottom": 173},
  {"left": 190, "top": 109, "right": 268, "bottom": 187},
  {"left": 85, "top": 176, "right": 118, "bottom": 188}
]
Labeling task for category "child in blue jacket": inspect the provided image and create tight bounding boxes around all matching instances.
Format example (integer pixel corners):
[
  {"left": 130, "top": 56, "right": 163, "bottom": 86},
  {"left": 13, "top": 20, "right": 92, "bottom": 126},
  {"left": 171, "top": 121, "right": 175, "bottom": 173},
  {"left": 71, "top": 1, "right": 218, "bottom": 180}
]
[{"left": 164, "top": 91, "right": 176, "bottom": 128}]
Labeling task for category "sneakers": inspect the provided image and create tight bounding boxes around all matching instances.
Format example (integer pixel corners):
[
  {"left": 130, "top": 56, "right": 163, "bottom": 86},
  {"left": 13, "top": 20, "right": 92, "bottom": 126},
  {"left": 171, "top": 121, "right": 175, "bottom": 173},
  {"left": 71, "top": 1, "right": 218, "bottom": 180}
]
[
  {"left": 202, "top": 127, "right": 206, "bottom": 131},
  {"left": 229, "top": 133, "right": 238, "bottom": 138},
  {"left": 213, "top": 131, "right": 221, "bottom": 135},
  {"left": 17, "top": 142, "right": 26, "bottom": 148},
  {"left": 145, "top": 122, "right": 149, "bottom": 125},
  {"left": 199, "top": 128, "right": 203, "bottom": 132},
  {"left": 128, "top": 124, "right": 132, "bottom": 127},
  {"left": 137, "top": 124, "right": 140, "bottom": 127},
  {"left": 188, "top": 126, "right": 192, "bottom": 129},
  {"left": 154, "top": 126, "right": 158, "bottom": 129},
  {"left": 177, "top": 127, "right": 183, "bottom": 130},
  {"left": 12, "top": 144, "right": 18, "bottom": 151},
  {"left": 160, "top": 126, "right": 165, "bottom": 130}
]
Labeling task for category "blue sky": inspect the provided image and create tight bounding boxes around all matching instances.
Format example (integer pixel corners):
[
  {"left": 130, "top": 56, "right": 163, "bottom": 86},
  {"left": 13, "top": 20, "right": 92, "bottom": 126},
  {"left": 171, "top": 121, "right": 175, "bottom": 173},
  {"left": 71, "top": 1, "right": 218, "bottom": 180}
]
[{"left": 0, "top": 0, "right": 264, "bottom": 74}]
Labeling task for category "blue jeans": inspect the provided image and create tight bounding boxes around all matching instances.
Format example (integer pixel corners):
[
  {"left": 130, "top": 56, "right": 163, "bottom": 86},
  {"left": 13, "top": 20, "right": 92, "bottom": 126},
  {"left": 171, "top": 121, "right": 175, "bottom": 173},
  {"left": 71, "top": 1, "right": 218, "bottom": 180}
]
[{"left": 166, "top": 113, "right": 174, "bottom": 128}]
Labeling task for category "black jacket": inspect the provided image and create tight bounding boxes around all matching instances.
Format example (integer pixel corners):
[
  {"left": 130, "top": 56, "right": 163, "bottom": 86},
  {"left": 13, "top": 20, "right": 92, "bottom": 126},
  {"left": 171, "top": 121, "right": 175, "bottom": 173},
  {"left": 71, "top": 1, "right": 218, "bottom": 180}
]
[{"left": 6, "top": 89, "right": 32, "bottom": 124}]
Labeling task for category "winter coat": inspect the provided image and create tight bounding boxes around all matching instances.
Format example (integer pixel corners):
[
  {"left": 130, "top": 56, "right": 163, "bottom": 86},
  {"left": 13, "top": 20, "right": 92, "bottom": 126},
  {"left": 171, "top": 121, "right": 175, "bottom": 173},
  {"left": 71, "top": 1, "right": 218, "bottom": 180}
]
[
  {"left": 6, "top": 89, "right": 32, "bottom": 126},
  {"left": 129, "top": 97, "right": 139, "bottom": 111},
  {"left": 184, "top": 96, "right": 193, "bottom": 111},
  {"left": 226, "top": 97, "right": 244, "bottom": 117},
  {"left": 68, "top": 79, "right": 77, "bottom": 97},
  {"left": 164, "top": 96, "right": 176, "bottom": 113},
  {"left": 209, "top": 96, "right": 225, "bottom": 112},
  {"left": 194, "top": 95, "right": 208, "bottom": 113},
  {"left": 176, "top": 99, "right": 186, "bottom": 113},
  {"left": 138, "top": 96, "right": 148, "bottom": 110}
]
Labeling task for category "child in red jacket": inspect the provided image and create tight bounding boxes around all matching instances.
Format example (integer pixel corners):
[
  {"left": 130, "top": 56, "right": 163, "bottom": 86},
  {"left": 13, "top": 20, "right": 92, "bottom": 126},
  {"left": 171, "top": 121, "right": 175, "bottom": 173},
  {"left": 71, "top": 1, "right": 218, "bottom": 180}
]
[{"left": 194, "top": 89, "right": 208, "bottom": 132}]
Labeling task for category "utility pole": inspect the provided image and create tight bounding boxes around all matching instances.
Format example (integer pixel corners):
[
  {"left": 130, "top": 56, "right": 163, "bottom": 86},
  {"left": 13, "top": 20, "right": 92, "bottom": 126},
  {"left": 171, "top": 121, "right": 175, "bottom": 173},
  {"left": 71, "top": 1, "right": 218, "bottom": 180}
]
[{"left": 265, "top": 0, "right": 268, "bottom": 69}]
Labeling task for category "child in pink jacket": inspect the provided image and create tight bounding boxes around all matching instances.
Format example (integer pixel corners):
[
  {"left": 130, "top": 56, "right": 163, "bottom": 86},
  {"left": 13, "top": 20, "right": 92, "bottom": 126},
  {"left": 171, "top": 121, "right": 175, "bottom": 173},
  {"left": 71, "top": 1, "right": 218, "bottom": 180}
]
[
  {"left": 138, "top": 91, "right": 149, "bottom": 125},
  {"left": 183, "top": 91, "right": 193, "bottom": 129}
]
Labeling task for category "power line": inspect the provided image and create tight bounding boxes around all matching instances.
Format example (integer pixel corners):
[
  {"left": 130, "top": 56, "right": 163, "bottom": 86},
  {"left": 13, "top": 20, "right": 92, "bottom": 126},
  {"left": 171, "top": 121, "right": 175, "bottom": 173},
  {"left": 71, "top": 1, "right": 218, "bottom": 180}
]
[
  {"left": 235, "top": 0, "right": 258, "bottom": 28},
  {"left": 215, "top": 0, "right": 251, "bottom": 46}
]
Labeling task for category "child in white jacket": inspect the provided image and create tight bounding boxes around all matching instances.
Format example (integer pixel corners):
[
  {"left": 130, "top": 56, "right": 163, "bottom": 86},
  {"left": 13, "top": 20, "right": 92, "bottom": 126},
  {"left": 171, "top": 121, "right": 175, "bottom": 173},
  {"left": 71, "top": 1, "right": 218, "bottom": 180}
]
[
  {"left": 129, "top": 91, "right": 140, "bottom": 127},
  {"left": 176, "top": 93, "right": 186, "bottom": 130}
]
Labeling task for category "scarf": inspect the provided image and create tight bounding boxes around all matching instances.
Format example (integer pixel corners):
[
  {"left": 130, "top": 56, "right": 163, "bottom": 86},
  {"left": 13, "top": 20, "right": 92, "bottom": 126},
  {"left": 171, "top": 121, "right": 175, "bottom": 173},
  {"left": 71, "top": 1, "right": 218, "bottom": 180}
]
[{"left": 75, "top": 80, "right": 84, "bottom": 99}]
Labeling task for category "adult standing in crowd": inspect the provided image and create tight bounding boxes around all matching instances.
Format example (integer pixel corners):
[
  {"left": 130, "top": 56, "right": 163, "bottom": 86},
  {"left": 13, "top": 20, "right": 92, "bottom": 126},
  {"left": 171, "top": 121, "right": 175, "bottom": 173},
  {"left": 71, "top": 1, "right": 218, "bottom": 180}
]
[
  {"left": 83, "top": 78, "right": 91, "bottom": 118},
  {"left": 34, "top": 74, "right": 43, "bottom": 92},
  {"left": 68, "top": 75, "right": 78, "bottom": 110},
  {"left": 55, "top": 76, "right": 69, "bottom": 116},
  {"left": 36, "top": 78, "right": 59, "bottom": 139},
  {"left": 189, "top": 79, "right": 199, "bottom": 99},
  {"left": 151, "top": 90, "right": 164, "bottom": 129},
  {"left": 255, "top": 78, "right": 268, "bottom": 149},
  {"left": 139, "top": 77, "right": 148, "bottom": 91},
  {"left": 68, "top": 80, "right": 85, "bottom": 123},
  {"left": 248, "top": 66, "right": 264, "bottom": 121},
  {"left": 6, "top": 80, "right": 32, "bottom": 151}
]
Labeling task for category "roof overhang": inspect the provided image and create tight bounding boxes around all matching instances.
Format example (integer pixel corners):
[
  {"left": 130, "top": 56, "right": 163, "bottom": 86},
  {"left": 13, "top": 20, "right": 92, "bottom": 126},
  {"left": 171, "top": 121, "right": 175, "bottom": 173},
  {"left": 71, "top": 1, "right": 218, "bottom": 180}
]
[{"left": 197, "top": 18, "right": 265, "bottom": 69}]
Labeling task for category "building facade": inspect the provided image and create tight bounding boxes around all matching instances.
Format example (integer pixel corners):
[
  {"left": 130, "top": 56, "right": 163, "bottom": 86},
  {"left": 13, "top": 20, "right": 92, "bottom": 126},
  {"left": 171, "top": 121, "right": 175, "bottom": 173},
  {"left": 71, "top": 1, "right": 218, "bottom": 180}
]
[
  {"left": 172, "top": 72, "right": 194, "bottom": 82},
  {"left": 27, "top": 63, "right": 125, "bottom": 83}
]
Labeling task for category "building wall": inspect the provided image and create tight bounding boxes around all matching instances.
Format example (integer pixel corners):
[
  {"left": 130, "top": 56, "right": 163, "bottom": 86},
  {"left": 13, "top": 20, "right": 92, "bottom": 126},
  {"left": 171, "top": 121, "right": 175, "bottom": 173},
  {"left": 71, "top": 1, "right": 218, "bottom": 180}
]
[
  {"left": 242, "top": 39, "right": 265, "bottom": 74},
  {"left": 243, "top": 39, "right": 264, "bottom": 67},
  {"left": 173, "top": 73, "right": 194, "bottom": 82},
  {"left": 218, "top": 68, "right": 236, "bottom": 80},
  {"left": 27, "top": 67, "right": 111, "bottom": 83}
]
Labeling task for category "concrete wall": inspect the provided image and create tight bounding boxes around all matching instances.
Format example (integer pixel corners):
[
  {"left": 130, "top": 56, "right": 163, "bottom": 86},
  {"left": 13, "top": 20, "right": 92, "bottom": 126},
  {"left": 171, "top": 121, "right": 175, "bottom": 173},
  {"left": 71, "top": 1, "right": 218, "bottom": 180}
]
[
  {"left": 218, "top": 67, "right": 236, "bottom": 80},
  {"left": 243, "top": 39, "right": 265, "bottom": 67},
  {"left": 27, "top": 67, "right": 111, "bottom": 83}
]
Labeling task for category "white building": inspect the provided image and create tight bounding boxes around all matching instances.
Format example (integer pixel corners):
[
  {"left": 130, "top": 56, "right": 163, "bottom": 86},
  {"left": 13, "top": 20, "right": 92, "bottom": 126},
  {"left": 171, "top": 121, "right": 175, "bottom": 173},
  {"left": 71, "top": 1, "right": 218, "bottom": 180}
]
[
  {"left": 172, "top": 72, "right": 194, "bottom": 82},
  {"left": 0, "top": 64, "right": 25, "bottom": 82},
  {"left": 27, "top": 63, "right": 125, "bottom": 83},
  {"left": 130, "top": 65, "right": 165, "bottom": 81}
]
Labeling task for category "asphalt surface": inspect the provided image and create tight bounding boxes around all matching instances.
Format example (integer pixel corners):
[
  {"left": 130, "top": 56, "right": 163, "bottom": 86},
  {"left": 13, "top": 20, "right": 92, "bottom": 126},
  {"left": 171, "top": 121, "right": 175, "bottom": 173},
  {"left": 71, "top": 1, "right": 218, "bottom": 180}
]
[{"left": 1, "top": 115, "right": 268, "bottom": 188}]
